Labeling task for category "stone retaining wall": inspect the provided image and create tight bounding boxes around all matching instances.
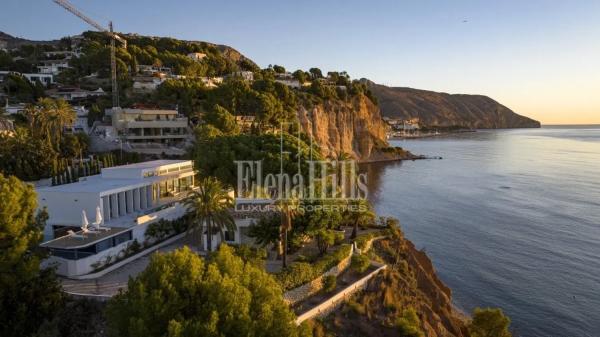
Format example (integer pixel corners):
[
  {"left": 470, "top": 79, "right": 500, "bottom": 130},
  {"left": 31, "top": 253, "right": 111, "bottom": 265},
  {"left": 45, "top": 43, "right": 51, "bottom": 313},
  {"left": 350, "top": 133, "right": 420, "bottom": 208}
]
[
  {"left": 295, "top": 263, "right": 387, "bottom": 325},
  {"left": 283, "top": 234, "right": 386, "bottom": 305},
  {"left": 283, "top": 245, "right": 354, "bottom": 305}
]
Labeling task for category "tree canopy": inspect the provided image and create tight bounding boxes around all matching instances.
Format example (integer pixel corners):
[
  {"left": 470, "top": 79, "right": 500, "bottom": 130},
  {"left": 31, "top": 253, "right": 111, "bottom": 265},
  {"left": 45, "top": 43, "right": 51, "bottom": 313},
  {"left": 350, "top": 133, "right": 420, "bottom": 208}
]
[
  {"left": 0, "top": 174, "right": 64, "bottom": 337},
  {"left": 190, "top": 132, "right": 322, "bottom": 188},
  {"left": 106, "top": 245, "right": 306, "bottom": 337},
  {"left": 469, "top": 308, "right": 512, "bottom": 337}
]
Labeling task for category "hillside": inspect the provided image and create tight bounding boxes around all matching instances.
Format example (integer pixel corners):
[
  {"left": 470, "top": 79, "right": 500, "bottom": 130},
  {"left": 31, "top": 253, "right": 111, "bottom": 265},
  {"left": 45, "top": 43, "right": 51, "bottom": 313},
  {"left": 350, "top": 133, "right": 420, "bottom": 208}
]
[
  {"left": 365, "top": 80, "right": 540, "bottom": 129},
  {"left": 0, "top": 31, "right": 409, "bottom": 163},
  {"left": 0, "top": 32, "right": 61, "bottom": 49},
  {"left": 0, "top": 31, "right": 257, "bottom": 70},
  {"left": 317, "top": 226, "right": 470, "bottom": 337}
]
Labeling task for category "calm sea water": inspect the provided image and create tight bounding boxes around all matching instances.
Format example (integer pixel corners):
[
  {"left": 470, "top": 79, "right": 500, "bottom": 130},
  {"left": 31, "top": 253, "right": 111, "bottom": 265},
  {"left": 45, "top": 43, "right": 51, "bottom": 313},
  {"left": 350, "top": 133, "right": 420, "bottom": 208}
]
[{"left": 363, "top": 126, "right": 600, "bottom": 337}]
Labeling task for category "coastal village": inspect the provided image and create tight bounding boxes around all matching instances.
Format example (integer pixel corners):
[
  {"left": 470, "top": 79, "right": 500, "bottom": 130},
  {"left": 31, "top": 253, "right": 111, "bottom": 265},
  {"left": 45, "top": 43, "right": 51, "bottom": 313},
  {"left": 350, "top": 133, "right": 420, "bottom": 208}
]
[{"left": 0, "top": 2, "right": 514, "bottom": 337}]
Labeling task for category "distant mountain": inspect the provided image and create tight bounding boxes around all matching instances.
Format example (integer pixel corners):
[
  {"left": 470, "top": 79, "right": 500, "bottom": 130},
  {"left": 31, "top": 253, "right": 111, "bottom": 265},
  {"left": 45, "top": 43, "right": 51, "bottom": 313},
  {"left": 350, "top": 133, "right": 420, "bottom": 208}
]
[
  {"left": 0, "top": 32, "right": 61, "bottom": 49},
  {"left": 365, "top": 80, "right": 540, "bottom": 129}
]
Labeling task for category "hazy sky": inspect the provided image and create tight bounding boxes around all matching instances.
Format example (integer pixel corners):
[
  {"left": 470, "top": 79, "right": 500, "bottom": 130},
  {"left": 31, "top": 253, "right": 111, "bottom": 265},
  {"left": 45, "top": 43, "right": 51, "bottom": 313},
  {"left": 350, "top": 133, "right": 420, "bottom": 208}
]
[{"left": 2, "top": 0, "right": 599, "bottom": 124}]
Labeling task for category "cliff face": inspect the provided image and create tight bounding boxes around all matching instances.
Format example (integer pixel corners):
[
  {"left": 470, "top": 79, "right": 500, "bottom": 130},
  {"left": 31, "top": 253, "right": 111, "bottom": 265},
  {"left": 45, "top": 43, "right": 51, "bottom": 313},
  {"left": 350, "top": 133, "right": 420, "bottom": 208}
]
[
  {"left": 321, "top": 229, "right": 469, "bottom": 337},
  {"left": 297, "top": 95, "right": 412, "bottom": 162},
  {"left": 366, "top": 81, "right": 541, "bottom": 129}
]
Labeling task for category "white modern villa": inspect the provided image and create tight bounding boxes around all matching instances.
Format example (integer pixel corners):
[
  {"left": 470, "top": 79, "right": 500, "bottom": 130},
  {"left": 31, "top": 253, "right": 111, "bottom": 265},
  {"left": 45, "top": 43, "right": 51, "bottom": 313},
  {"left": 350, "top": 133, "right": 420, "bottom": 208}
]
[{"left": 37, "top": 159, "right": 262, "bottom": 277}]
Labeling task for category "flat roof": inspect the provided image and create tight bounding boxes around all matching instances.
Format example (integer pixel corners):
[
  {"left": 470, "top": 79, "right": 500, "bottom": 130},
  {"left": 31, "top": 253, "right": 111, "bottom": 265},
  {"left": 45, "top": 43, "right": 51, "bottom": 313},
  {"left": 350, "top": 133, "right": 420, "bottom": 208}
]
[
  {"left": 36, "top": 170, "right": 193, "bottom": 194},
  {"left": 41, "top": 226, "right": 129, "bottom": 249},
  {"left": 103, "top": 159, "right": 188, "bottom": 170},
  {"left": 121, "top": 109, "right": 177, "bottom": 114}
]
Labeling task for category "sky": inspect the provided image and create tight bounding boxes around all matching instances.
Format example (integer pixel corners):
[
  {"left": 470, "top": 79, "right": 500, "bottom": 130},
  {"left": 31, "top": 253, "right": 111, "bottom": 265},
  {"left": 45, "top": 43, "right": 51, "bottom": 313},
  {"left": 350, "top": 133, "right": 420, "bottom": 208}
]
[{"left": 2, "top": 0, "right": 599, "bottom": 124}]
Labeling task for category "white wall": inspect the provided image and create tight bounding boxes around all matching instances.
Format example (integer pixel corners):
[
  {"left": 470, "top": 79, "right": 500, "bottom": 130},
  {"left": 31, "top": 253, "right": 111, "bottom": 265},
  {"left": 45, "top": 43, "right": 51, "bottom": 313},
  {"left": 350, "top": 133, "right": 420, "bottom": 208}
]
[
  {"left": 38, "top": 191, "right": 101, "bottom": 237},
  {"left": 42, "top": 239, "right": 132, "bottom": 277}
]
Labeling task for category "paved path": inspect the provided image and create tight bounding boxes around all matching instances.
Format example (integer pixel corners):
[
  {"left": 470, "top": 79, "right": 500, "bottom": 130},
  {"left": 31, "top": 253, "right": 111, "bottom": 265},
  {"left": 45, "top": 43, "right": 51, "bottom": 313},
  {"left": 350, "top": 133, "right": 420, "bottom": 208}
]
[{"left": 61, "top": 236, "right": 202, "bottom": 296}]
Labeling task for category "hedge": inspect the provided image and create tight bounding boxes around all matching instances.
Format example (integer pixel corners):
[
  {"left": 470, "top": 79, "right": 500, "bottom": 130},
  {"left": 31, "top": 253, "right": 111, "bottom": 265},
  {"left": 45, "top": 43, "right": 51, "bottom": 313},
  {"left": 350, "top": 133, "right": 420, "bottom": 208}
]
[{"left": 276, "top": 244, "right": 352, "bottom": 291}]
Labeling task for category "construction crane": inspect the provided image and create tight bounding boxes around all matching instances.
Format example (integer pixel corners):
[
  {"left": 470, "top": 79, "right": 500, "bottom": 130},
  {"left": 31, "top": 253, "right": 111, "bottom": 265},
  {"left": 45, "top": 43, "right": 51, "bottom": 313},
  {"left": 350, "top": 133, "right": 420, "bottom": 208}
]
[{"left": 52, "top": 0, "right": 126, "bottom": 108}]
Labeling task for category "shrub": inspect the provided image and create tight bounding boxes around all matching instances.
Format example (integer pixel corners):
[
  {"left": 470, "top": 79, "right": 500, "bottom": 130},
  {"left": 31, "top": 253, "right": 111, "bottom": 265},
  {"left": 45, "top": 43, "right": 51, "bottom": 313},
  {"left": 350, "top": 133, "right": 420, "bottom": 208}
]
[
  {"left": 144, "top": 216, "right": 190, "bottom": 242},
  {"left": 351, "top": 254, "right": 370, "bottom": 274},
  {"left": 354, "top": 232, "right": 376, "bottom": 251},
  {"left": 322, "top": 275, "right": 336, "bottom": 293},
  {"left": 345, "top": 299, "right": 366, "bottom": 315},
  {"left": 276, "top": 244, "right": 351, "bottom": 290},
  {"left": 469, "top": 308, "right": 512, "bottom": 337},
  {"left": 315, "top": 229, "right": 336, "bottom": 255},
  {"left": 232, "top": 244, "right": 267, "bottom": 267},
  {"left": 333, "top": 230, "right": 345, "bottom": 245},
  {"left": 396, "top": 308, "right": 424, "bottom": 337},
  {"left": 354, "top": 230, "right": 387, "bottom": 251}
]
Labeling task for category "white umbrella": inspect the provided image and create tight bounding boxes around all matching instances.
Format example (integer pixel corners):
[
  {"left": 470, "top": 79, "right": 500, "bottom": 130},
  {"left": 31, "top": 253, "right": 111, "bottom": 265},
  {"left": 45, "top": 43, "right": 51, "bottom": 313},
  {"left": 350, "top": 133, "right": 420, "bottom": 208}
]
[
  {"left": 81, "top": 210, "right": 90, "bottom": 230},
  {"left": 94, "top": 206, "right": 103, "bottom": 228}
]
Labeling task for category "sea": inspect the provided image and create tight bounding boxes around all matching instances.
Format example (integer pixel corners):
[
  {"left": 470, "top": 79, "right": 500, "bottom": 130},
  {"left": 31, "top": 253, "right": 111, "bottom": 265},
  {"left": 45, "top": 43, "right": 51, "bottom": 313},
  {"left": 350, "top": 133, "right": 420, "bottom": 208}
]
[{"left": 362, "top": 126, "right": 600, "bottom": 337}]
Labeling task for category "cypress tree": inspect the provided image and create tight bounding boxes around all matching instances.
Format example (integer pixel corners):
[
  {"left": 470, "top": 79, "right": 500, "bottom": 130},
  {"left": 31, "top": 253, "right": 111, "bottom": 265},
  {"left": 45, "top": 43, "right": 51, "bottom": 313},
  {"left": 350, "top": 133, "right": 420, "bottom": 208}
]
[{"left": 73, "top": 166, "right": 79, "bottom": 182}]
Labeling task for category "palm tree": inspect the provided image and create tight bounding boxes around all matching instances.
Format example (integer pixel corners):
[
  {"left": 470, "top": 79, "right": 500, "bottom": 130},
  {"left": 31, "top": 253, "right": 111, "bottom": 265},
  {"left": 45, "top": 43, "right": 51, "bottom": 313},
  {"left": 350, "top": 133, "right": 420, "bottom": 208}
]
[
  {"left": 276, "top": 197, "right": 301, "bottom": 268},
  {"left": 25, "top": 98, "right": 75, "bottom": 153},
  {"left": 184, "top": 177, "right": 235, "bottom": 252},
  {"left": 349, "top": 199, "right": 376, "bottom": 239}
]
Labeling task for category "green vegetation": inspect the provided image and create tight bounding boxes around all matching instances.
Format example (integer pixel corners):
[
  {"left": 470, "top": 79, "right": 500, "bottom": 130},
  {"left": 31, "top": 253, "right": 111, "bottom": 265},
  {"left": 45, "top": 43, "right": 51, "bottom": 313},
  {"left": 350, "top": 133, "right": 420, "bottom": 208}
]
[
  {"left": 184, "top": 177, "right": 235, "bottom": 251},
  {"left": 276, "top": 244, "right": 351, "bottom": 290},
  {"left": 106, "top": 245, "right": 304, "bottom": 337},
  {"left": 190, "top": 132, "right": 322, "bottom": 188},
  {"left": 396, "top": 308, "right": 424, "bottom": 337},
  {"left": 144, "top": 214, "right": 191, "bottom": 242},
  {"left": 35, "top": 298, "right": 107, "bottom": 337},
  {"left": 248, "top": 213, "right": 281, "bottom": 249},
  {"left": 322, "top": 274, "right": 337, "bottom": 293},
  {"left": 0, "top": 73, "right": 45, "bottom": 102},
  {"left": 0, "top": 174, "right": 64, "bottom": 337},
  {"left": 469, "top": 308, "right": 512, "bottom": 337},
  {"left": 347, "top": 199, "right": 376, "bottom": 239},
  {"left": 0, "top": 98, "right": 95, "bottom": 181},
  {"left": 351, "top": 254, "right": 371, "bottom": 274}
]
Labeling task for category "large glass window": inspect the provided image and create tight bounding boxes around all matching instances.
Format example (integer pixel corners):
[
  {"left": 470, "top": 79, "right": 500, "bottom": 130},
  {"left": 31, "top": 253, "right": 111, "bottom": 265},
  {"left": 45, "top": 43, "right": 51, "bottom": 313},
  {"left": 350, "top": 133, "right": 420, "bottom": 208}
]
[
  {"left": 113, "top": 231, "right": 132, "bottom": 245},
  {"left": 225, "top": 230, "right": 235, "bottom": 242},
  {"left": 160, "top": 180, "right": 168, "bottom": 197},
  {"left": 95, "top": 238, "right": 113, "bottom": 253}
]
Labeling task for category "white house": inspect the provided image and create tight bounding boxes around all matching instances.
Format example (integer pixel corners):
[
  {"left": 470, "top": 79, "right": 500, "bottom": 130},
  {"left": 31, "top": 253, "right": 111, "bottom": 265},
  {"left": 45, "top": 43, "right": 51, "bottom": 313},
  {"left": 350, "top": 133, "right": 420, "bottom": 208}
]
[
  {"left": 63, "top": 106, "right": 90, "bottom": 134},
  {"left": 0, "top": 71, "right": 54, "bottom": 86},
  {"left": 275, "top": 79, "right": 302, "bottom": 89},
  {"left": 108, "top": 107, "right": 190, "bottom": 147},
  {"left": 227, "top": 71, "right": 254, "bottom": 82},
  {"left": 187, "top": 52, "right": 207, "bottom": 61},
  {"left": 38, "top": 160, "right": 197, "bottom": 276},
  {"left": 200, "top": 76, "right": 223, "bottom": 88},
  {"left": 37, "top": 59, "right": 71, "bottom": 75},
  {"left": 22, "top": 73, "right": 54, "bottom": 86},
  {"left": 132, "top": 76, "right": 166, "bottom": 93},
  {"left": 37, "top": 160, "right": 262, "bottom": 276},
  {"left": 43, "top": 51, "right": 80, "bottom": 59},
  {"left": 46, "top": 87, "right": 106, "bottom": 101},
  {"left": 3, "top": 102, "right": 27, "bottom": 115}
]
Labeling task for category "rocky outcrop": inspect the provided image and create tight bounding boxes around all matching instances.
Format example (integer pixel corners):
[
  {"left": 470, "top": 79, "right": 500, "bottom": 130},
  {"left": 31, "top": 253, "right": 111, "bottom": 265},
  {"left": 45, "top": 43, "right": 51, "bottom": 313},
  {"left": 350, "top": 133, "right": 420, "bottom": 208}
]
[
  {"left": 366, "top": 80, "right": 541, "bottom": 129},
  {"left": 297, "top": 95, "right": 415, "bottom": 162},
  {"left": 321, "top": 228, "right": 469, "bottom": 337}
]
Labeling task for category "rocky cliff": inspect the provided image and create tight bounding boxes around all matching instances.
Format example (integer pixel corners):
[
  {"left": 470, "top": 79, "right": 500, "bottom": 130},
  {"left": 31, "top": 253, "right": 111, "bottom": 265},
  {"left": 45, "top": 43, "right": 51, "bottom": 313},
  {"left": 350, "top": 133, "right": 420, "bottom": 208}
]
[
  {"left": 319, "top": 227, "right": 469, "bottom": 337},
  {"left": 366, "top": 81, "right": 540, "bottom": 129},
  {"left": 297, "top": 95, "right": 416, "bottom": 162}
]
